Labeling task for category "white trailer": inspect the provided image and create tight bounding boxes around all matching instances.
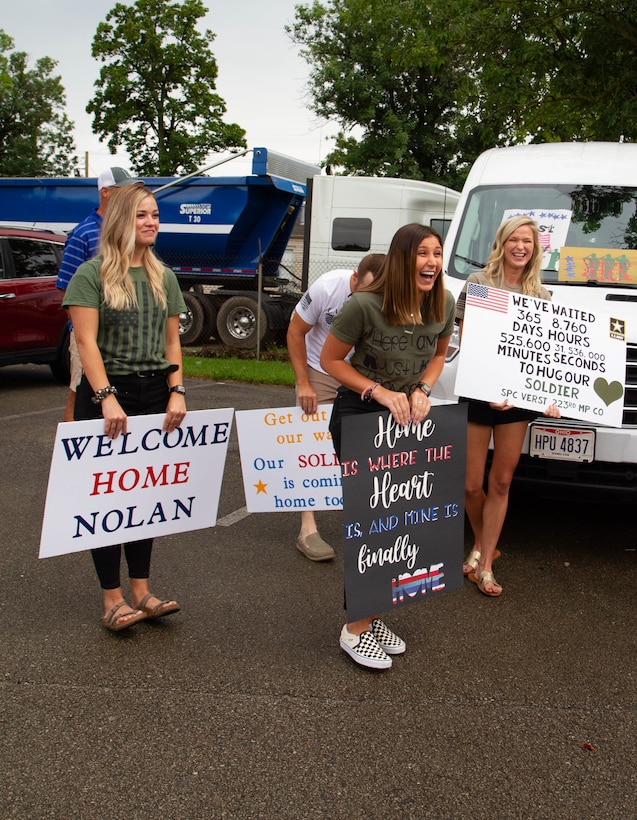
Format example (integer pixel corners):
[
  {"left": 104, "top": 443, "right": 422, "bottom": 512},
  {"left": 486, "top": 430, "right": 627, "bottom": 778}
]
[{"left": 302, "top": 175, "right": 460, "bottom": 286}]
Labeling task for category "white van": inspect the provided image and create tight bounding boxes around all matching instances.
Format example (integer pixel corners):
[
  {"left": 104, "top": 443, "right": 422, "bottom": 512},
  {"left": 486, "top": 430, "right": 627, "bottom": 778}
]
[
  {"left": 437, "top": 141, "right": 637, "bottom": 496},
  {"left": 303, "top": 175, "right": 460, "bottom": 286}
]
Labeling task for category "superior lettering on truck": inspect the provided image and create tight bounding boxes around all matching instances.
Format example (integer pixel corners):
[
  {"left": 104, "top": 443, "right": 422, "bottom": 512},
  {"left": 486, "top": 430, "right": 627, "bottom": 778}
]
[{"left": 435, "top": 141, "right": 637, "bottom": 496}]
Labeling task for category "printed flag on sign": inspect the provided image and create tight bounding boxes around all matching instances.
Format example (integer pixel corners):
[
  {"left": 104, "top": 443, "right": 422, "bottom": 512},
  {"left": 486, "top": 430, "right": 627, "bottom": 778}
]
[{"left": 466, "top": 282, "right": 510, "bottom": 314}]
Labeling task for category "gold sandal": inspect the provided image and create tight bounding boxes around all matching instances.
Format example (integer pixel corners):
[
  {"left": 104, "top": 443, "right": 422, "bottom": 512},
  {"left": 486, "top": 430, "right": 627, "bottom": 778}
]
[
  {"left": 463, "top": 548, "right": 501, "bottom": 576},
  {"left": 463, "top": 549, "right": 481, "bottom": 575},
  {"left": 474, "top": 570, "right": 502, "bottom": 597}
]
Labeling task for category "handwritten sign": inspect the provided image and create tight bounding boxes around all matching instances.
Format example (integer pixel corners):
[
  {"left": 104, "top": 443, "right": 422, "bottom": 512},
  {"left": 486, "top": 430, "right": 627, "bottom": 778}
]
[
  {"left": 559, "top": 247, "right": 637, "bottom": 285},
  {"left": 455, "top": 284, "right": 626, "bottom": 427},
  {"left": 235, "top": 404, "right": 342, "bottom": 513},
  {"left": 39, "top": 409, "right": 233, "bottom": 558},
  {"left": 339, "top": 404, "right": 466, "bottom": 622}
]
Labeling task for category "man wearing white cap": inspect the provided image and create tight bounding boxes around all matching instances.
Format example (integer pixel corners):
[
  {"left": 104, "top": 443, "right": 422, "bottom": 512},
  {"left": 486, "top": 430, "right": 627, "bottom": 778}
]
[{"left": 56, "top": 167, "right": 143, "bottom": 421}]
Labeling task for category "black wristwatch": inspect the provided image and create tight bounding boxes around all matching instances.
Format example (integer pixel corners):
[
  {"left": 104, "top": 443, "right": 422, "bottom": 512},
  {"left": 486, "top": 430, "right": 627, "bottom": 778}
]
[
  {"left": 416, "top": 382, "right": 431, "bottom": 397},
  {"left": 168, "top": 385, "right": 186, "bottom": 396}
]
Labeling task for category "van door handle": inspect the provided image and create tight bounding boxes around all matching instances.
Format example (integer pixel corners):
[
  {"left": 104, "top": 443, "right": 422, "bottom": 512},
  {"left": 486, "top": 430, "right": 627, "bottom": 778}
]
[{"left": 0, "top": 293, "right": 16, "bottom": 300}]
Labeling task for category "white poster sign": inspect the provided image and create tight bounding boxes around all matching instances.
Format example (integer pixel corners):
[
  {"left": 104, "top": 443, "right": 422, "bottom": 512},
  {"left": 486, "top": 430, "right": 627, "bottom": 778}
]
[
  {"left": 454, "top": 284, "right": 626, "bottom": 427},
  {"left": 235, "top": 404, "right": 342, "bottom": 513},
  {"left": 39, "top": 408, "right": 234, "bottom": 558}
]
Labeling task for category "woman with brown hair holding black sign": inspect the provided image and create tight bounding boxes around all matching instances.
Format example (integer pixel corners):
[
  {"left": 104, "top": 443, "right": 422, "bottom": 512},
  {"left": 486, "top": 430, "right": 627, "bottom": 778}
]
[{"left": 320, "top": 222, "right": 455, "bottom": 670}]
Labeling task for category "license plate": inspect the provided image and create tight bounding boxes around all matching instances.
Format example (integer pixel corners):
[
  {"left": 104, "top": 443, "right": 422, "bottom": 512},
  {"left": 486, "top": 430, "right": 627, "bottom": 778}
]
[{"left": 529, "top": 424, "right": 596, "bottom": 463}]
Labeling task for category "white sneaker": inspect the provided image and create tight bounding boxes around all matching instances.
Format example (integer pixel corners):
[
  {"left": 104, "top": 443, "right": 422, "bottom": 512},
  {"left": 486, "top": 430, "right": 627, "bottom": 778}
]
[
  {"left": 370, "top": 619, "right": 406, "bottom": 655},
  {"left": 339, "top": 625, "right": 392, "bottom": 670}
]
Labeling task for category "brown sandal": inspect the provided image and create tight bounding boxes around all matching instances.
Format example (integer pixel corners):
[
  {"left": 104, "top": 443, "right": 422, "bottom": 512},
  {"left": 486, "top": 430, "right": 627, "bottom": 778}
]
[
  {"left": 101, "top": 601, "right": 146, "bottom": 632},
  {"left": 135, "top": 593, "right": 180, "bottom": 619}
]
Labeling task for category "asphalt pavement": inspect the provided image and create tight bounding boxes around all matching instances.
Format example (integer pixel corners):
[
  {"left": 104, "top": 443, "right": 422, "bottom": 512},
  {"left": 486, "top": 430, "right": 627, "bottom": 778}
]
[{"left": 1, "top": 364, "right": 635, "bottom": 819}]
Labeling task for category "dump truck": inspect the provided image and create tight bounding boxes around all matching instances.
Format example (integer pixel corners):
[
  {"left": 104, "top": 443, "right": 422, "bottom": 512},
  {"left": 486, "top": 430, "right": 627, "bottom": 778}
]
[{"left": 0, "top": 147, "right": 460, "bottom": 349}]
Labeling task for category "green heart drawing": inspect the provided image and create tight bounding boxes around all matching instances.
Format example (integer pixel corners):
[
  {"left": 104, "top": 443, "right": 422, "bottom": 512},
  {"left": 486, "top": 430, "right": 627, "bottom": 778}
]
[{"left": 593, "top": 377, "right": 624, "bottom": 406}]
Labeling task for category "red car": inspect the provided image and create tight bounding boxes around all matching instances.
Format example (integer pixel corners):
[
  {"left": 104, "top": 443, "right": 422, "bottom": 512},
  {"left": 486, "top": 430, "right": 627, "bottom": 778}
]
[{"left": 0, "top": 226, "right": 70, "bottom": 382}]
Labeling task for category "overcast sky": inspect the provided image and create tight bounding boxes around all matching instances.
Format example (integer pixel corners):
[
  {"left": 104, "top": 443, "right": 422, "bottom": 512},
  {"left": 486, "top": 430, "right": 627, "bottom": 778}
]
[{"left": 4, "top": 0, "right": 336, "bottom": 177}]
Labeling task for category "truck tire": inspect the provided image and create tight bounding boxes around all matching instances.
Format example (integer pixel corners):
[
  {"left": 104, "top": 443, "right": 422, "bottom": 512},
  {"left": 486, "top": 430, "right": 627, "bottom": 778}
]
[
  {"left": 179, "top": 291, "right": 216, "bottom": 345},
  {"left": 216, "top": 295, "right": 268, "bottom": 349}
]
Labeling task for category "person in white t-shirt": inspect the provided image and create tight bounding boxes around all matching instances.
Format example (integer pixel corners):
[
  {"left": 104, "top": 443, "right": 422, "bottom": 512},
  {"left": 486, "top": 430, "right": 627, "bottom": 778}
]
[{"left": 287, "top": 254, "right": 385, "bottom": 561}]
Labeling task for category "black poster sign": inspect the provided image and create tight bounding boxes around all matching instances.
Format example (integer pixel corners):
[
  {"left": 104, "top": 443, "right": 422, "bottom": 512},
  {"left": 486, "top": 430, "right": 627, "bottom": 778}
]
[{"left": 340, "top": 403, "right": 467, "bottom": 621}]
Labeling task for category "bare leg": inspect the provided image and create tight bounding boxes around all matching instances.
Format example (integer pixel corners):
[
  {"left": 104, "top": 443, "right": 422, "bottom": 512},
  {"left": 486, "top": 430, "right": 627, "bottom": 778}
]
[
  {"left": 345, "top": 616, "right": 374, "bottom": 636},
  {"left": 102, "top": 587, "right": 142, "bottom": 625},
  {"left": 463, "top": 422, "right": 492, "bottom": 572},
  {"left": 129, "top": 578, "right": 178, "bottom": 613},
  {"left": 63, "top": 389, "right": 76, "bottom": 423},
  {"left": 299, "top": 509, "right": 319, "bottom": 539},
  {"left": 475, "top": 421, "right": 529, "bottom": 593}
]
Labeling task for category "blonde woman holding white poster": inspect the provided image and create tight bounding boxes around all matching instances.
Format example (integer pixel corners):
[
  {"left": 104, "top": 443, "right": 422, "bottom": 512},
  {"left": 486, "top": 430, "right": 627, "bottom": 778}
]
[
  {"left": 63, "top": 184, "right": 187, "bottom": 632},
  {"left": 456, "top": 215, "right": 560, "bottom": 597}
]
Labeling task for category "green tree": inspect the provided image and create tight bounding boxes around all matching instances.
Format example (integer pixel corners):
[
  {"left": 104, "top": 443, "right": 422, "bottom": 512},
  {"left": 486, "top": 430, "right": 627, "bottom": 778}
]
[
  {"left": 88, "top": 0, "right": 246, "bottom": 176},
  {"left": 289, "top": 0, "right": 471, "bottom": 187},
  {"left": 290, "top": 1, "right": 637, "bottom": 186},
  {"left": 0, "top": 30, "right": 77, "bottom": 177},
  {"left": 453, "top": 1, "right": 637, "bottom": 144}
]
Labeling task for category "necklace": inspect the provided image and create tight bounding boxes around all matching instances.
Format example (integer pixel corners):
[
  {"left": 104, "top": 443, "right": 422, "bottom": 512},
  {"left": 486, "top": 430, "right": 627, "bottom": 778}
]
[{"left": 404, "top": 313, "right": 415, "bottom": 335}]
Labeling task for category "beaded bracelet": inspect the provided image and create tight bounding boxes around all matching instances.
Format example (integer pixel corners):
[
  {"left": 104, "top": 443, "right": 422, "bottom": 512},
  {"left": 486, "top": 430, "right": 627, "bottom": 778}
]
[
  {"left": 91, "top": 386, "right": 119, "bottom": 405},
  {"left": 361, "top": 383, "right": 379, "bottom": 402}
]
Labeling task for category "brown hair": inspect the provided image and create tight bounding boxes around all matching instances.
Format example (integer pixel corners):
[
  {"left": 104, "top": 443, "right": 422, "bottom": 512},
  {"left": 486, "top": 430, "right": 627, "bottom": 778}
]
[
  {"left": 363, "top": 223, "right": 446, "bottom": 324},
  {"left": 357, "top": 253, "right": 386, "bottom": 282}
]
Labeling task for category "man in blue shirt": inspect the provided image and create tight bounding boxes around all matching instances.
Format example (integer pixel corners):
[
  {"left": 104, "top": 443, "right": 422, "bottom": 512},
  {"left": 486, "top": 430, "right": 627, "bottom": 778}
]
[{"left": 57, "top": 167, "right": 142, "bottom": 421}]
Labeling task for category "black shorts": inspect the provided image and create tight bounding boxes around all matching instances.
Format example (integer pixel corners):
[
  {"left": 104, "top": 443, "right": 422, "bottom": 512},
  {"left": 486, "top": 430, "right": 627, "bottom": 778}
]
[{"left": 461, "top": 398, "right": 539, "bottom": 427}]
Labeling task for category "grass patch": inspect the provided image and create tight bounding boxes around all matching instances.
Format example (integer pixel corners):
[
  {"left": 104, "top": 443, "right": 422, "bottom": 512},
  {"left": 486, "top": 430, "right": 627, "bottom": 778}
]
[{"left": 183, "top": 352, "right": 295, "bottom": 386}]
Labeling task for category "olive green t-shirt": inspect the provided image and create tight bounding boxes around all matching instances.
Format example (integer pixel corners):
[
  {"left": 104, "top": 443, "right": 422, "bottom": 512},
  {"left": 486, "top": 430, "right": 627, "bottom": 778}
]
[
  {"left": 329, "top": 290, "right": 456, "bottom": 394},
  {"left": 63, "top": 257, "right": 187, "bottom": 375}
]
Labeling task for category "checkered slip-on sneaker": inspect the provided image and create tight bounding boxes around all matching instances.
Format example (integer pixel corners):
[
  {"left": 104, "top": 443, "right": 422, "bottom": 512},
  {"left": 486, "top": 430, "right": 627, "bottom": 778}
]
[
  {"left": 339, "top": 625, "right": 392, "bottom": 670},
  {"left": 370, "top": 619, "right": 406, "bottom": 655}
]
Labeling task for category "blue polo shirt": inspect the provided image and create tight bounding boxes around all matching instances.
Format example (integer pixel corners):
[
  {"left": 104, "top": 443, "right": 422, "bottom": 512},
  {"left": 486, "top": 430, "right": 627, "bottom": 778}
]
[{"left": 56, "top": 209, "right": 102, "bottom": 291}]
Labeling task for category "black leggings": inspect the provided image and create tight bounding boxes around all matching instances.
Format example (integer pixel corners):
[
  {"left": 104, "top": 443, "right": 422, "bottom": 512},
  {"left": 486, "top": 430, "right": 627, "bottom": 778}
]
[
  {"left": 75, "top": 372, "right": 170, "bottom": 590},
  {"left": 329, "top": 387, "right": 386, "bottom": 615}
]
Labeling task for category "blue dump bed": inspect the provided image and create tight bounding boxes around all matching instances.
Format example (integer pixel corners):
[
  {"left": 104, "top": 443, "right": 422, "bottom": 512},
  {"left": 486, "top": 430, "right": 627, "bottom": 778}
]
[{"left": 0, "top": 148, "right": 318, "bottom": 283}]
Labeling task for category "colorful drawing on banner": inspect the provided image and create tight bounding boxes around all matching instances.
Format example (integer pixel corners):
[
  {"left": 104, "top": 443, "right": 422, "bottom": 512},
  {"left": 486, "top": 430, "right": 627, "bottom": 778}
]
[
  {"left": 339, "top": 404, "right": 466, "bottom": 622},
  {"left": 558, "top": 247, "right": 637, "bottom": 285},
  {"left": 455, "top": 288, "right": 626, "bottom": 427},
  {"left": 235, "top": 405, "right": 341, "bottom": 513},
  {"left": 39, "top": 408, "right": 234, "bottom": 559}
]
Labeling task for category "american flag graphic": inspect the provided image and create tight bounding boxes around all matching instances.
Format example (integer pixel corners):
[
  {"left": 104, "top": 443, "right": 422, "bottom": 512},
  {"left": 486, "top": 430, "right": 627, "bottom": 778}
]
[{"left": 466, "top": 282, "right": 510, "bottom": 314}]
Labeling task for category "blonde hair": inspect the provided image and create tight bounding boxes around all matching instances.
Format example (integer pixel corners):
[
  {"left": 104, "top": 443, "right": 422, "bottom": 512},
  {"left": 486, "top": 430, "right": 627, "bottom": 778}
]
[
  {"left": 363, "top": 224, "right": 446, "bottom": 324},
  {"left": 483, "top": 215, "right": 544, "bottom": 296},
  {"left": 99, "top": 185, "right": 167, "bottom": 310}
]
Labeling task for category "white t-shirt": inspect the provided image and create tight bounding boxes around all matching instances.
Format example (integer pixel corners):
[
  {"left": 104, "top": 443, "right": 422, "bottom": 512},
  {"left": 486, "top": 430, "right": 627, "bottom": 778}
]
[{"left": 294, "top": 269, "right": 354, "bottom": 373}]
